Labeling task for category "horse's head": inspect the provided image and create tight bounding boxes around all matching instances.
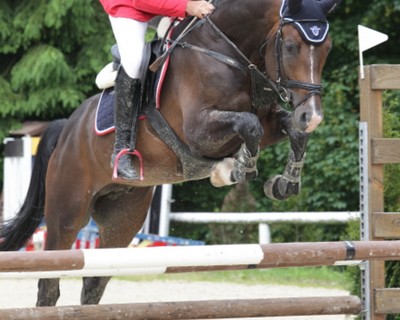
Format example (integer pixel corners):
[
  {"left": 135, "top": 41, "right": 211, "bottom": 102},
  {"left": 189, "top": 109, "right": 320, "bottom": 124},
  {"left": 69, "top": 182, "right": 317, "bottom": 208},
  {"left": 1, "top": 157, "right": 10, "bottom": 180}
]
[{"left": 264, "top": 0, "right": 341, "bottom": 133}]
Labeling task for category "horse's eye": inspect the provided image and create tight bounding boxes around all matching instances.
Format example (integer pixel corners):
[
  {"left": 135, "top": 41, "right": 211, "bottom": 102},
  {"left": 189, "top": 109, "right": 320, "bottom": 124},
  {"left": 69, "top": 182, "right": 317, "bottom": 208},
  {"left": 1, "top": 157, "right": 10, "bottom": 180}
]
[{"left": 284, "top": 41, "right": 298, "bottom": 54}]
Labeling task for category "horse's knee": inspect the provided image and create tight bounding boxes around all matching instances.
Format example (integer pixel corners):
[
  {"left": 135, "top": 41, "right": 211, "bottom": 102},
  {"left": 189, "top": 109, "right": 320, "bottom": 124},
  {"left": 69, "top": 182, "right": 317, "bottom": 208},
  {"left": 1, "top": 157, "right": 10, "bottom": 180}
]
[{"left": 234, "top": 113, "right": 264, "bottom": 155}]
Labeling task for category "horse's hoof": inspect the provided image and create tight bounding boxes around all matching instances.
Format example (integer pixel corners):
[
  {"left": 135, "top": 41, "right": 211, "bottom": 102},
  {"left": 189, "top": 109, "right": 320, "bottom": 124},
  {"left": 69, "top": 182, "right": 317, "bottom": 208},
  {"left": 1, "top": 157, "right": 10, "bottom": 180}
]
[
  {"left": 264, "top": 175, "right": 281, "bottom": 200},
  {"left": 264, "top": 175, "right": 301, "bottom": 200}
]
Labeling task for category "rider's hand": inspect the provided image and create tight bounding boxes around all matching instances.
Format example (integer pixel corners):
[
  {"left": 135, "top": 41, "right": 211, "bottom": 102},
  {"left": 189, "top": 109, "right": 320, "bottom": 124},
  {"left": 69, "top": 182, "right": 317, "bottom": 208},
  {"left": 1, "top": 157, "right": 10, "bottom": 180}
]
[{"left": 185, "top": 0, "right": 215, "bottom": 19}]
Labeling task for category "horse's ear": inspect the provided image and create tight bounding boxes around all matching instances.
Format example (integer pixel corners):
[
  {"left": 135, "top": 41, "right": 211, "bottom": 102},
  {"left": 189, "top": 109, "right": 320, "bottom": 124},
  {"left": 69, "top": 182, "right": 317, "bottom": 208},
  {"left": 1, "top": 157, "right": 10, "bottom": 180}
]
[
  {"left": 320, "top": 0, "right": 342, "bottom": 15},
  {"left": 288, "top": 0, "right": 302, "bottom": 14}
]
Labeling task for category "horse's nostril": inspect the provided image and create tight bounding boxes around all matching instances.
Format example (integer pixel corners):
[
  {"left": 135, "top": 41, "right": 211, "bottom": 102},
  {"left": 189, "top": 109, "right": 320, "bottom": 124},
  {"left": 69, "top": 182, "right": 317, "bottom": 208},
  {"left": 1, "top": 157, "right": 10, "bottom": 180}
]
[
  {"left": 295, "top": 109, "right": 323, "bottom": 133},
  {"left": 300, "top": 112, "right": 309, "bottom": 126}
]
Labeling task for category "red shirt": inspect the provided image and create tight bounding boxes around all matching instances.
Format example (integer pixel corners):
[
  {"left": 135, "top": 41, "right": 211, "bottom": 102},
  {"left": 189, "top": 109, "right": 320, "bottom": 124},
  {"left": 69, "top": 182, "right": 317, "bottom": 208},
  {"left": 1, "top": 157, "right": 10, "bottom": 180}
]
[{"left": 99, "top": 0, "right": 188, "bottom": 22}]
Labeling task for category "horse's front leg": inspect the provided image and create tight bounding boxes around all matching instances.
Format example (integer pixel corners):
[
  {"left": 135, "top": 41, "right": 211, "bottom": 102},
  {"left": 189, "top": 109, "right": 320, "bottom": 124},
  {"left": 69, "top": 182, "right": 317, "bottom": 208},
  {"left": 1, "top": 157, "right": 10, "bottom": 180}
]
[
  {"left": 185, "top": 109, "right": 263, "bottom": 187},
  {"left": 264, "top": 113, "right": 309, "bottom": 200}
]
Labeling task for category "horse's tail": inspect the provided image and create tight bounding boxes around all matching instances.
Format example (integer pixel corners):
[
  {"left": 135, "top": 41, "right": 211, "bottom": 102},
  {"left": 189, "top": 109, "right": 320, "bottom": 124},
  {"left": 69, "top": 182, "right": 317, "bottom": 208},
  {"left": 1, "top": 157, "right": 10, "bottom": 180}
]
[{"left": 0, "top": 119, "right": 67, "bottom": 251}]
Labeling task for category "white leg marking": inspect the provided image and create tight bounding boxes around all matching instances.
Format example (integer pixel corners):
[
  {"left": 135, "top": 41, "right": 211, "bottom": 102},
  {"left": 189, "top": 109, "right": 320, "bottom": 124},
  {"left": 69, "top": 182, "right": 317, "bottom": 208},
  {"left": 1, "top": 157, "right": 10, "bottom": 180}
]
[{"left": 210, "top": 158, "right": 236, "bottom": 187}]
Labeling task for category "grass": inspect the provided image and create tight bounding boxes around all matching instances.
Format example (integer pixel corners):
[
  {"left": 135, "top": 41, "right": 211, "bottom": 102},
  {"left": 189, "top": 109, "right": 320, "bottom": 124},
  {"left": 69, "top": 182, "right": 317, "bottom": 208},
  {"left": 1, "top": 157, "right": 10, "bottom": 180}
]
[{"left": 117, "top": 266, "right": 352, "bottom": 290}]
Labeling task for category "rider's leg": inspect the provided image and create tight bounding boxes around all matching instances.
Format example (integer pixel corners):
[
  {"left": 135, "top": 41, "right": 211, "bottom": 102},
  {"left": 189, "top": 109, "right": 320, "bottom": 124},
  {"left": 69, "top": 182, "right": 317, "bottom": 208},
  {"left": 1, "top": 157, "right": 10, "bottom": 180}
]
[
  {"left": 108, "top": 17, "right": 147, "bottom": 180},
  {"left": 111, "top": 67, "right": 141, "bottom": 179},
  {"left": 109, "top": 16, "right": 148, "bottom": 79}
]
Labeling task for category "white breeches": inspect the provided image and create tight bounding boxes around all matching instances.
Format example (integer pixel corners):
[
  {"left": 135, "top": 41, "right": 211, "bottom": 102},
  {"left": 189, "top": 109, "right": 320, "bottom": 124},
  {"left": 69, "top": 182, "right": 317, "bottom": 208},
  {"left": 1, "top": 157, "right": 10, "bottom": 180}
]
[{"left": 109, "top": 16, "right": 148, "bottom": 79}]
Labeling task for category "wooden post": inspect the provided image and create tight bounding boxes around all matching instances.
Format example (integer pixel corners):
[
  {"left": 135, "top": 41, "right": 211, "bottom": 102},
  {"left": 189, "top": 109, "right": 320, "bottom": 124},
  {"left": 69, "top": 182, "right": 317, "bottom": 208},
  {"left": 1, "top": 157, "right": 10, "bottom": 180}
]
[{"left": 359, "top": 64, "right": 400, "bottom": 319}]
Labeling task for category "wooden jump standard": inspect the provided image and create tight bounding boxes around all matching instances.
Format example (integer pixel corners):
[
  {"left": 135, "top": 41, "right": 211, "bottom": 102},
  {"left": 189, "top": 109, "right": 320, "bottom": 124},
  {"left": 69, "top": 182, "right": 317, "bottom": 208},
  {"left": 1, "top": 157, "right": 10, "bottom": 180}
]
[
  {"left": 0, "top": 296, "right": 362, "bottom": 320},
  {"left": 1, "top": 240, "right": 400, "bottom": 279},
  {"left": 360, "top": 64, "right": 400, "bottom": 319}
]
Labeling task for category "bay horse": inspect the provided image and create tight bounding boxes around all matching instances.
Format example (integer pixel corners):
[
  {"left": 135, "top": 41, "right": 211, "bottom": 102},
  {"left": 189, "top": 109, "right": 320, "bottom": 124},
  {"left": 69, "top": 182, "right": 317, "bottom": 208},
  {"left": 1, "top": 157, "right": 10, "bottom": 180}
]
[{"left": 0, "top": 0, "right": 340, "bottom": 307}]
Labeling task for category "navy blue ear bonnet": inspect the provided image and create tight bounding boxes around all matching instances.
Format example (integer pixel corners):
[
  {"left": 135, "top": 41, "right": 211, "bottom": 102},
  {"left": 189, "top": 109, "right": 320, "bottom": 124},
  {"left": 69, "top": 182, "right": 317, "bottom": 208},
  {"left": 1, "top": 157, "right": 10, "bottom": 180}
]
[{"left": 280, "top": 0, "right": 338, "bottom": 44}]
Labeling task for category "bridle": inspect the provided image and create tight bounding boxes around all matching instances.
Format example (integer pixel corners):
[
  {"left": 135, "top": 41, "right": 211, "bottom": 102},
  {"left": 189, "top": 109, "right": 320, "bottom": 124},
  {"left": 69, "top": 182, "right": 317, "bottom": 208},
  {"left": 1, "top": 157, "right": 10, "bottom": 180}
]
[{"left": 268, "top": 18, "right": 324, "bottom": 107}]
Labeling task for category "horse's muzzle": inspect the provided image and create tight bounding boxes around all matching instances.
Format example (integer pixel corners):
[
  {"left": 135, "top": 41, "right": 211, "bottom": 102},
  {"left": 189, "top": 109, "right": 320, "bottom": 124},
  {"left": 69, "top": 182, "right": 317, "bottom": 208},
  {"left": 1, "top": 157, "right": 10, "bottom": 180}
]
[{"left": 292, "top": 99, "right": 323, "bottom": 133}]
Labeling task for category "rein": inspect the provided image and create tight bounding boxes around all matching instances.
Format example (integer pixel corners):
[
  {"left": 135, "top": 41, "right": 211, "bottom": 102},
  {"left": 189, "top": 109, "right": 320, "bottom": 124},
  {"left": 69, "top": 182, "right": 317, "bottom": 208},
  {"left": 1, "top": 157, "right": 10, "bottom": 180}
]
[
  {"left": 204, "top": 17, "right": 277, "bottom": 109},
  {"left": 171, "top": 17, "right": 278, "bottom": 109}
]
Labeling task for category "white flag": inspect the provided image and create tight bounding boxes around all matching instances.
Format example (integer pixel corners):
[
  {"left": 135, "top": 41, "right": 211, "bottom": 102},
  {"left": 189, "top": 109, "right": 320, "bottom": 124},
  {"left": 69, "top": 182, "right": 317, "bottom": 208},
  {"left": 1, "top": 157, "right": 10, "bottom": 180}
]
[
  {"left": 358, "top": 25, "right": 388, "bottom": 52},
  {"left": 358, "top": 25, "right": 388, "bottom": 79}
]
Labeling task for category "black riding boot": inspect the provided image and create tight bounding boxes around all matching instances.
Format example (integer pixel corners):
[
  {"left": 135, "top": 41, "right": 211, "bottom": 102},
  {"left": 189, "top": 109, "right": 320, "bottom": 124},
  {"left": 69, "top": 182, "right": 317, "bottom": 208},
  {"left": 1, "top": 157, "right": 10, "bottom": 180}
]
[{"left": 111, "top": 67, "right": 141, "bottom": 180}]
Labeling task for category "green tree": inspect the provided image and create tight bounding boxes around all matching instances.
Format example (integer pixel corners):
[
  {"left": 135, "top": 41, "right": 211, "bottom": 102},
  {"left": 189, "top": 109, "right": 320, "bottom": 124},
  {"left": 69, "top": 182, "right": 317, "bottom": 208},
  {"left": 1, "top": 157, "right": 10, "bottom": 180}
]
[{"left": 0, "top": 0, "right": 113, "bottom": 123}]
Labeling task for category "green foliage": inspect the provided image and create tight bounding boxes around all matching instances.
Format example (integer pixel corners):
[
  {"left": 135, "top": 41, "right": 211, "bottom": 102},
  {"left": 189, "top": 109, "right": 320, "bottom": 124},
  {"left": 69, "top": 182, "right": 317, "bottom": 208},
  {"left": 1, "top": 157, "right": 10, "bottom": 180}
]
[{"left": 0, "top": 0, "right": 113, "bottom": 123}]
